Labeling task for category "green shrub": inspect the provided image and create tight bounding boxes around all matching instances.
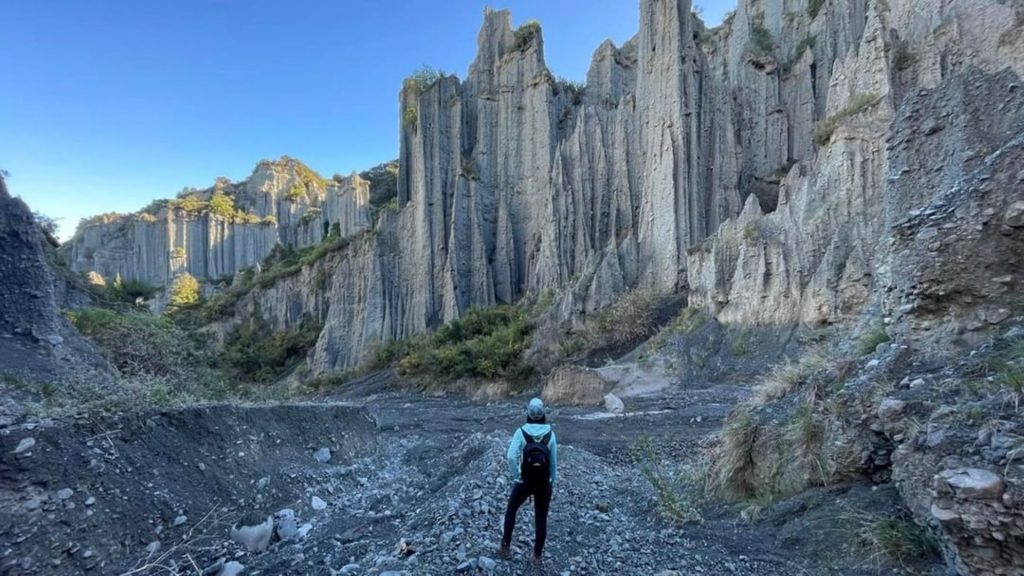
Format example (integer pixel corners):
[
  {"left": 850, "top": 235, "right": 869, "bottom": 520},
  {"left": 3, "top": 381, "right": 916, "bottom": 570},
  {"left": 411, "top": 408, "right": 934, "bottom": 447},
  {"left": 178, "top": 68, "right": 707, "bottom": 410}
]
[
  {"left": 222, "top": 317, "right": 322, "bottom": 383},
  {"left": 892, "top": 45, "right": 916, "bottom": 71},
  {"left": 392, "top": 305, "right": 535, "bottom": 384},
  {"left": 171, "top": 247, "right": 186, "bottom": 259},
  {"left": 172, "top": 194, "right": 207, "bottom": 213},
  {"left": 513, "top": 20, "right": 541, "bottom": 52},
  {"left": 112, "top": 276, "right": 158, "bottom": 302},
  {"left": 361, "top": 160, "right": 399, "bottom": 224},
  {"left": 750, "top": 21, "right": 775, "bottom": 57},
  {"left": 813, "top": 92, "right": 881, "bottom": 145},
  {"left": 285, "top": 184, "right": 305, "bottom": 202},
  {"left": 169, "top": 273, "right": 201, "bottom": 309},
  {"left": 209, "top": 192, "right": 235, "bottom": 218},
  {"left": 261, "top": 215, "right": 277, "bottom": 226},
  {"left": 808, "top": 0, "right": 826, "bottom": 18}
]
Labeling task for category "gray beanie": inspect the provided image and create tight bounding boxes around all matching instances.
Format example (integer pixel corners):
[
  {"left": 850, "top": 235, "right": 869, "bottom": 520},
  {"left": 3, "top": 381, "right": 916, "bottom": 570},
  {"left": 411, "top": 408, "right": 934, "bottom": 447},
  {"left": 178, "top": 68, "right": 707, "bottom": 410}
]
[{"left": 527, "top": 398, "right": 545, "bottom": 421}]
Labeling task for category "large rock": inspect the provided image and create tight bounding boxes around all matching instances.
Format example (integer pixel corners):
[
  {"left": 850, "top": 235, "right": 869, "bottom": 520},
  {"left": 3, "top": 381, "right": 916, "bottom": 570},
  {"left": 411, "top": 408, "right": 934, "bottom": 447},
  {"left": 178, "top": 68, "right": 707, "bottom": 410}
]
[{"left": 541, "top": 366, "right": 610, "bottom": 406}]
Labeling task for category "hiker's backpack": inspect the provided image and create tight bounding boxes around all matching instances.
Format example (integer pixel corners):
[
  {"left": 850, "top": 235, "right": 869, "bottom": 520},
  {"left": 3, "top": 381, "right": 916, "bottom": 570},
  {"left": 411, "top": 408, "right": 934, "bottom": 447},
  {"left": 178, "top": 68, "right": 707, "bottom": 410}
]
[{"left": 520, "top": 427, "right": 552, "bottom": 484}]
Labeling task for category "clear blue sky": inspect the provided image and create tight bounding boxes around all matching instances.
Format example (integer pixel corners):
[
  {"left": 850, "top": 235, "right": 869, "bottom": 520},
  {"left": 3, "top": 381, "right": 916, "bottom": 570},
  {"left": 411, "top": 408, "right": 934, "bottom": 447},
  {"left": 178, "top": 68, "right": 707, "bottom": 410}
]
[{"left": 1, "top": 1, "right": 734, "bottom": 239}]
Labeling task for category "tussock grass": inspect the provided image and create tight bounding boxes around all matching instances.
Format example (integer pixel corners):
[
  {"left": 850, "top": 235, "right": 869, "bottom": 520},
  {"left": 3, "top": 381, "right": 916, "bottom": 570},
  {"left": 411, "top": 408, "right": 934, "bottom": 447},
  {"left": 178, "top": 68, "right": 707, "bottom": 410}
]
[
  {"left": 709, "top": 409, "right": 758, "bottom": 500},
  {"left": 857, "top": 325, "right": 891, "bottom": 356},
  {"left": 847, "top": 511, "right": 938, "bottom": 566}
]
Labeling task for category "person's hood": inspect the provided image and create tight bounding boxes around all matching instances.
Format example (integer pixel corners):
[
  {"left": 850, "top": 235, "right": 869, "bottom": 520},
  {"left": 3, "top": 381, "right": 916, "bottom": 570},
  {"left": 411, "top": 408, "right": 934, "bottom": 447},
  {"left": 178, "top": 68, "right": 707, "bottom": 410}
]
[{"left": 521, "top": 423, "right": 552, "bottom": 438}]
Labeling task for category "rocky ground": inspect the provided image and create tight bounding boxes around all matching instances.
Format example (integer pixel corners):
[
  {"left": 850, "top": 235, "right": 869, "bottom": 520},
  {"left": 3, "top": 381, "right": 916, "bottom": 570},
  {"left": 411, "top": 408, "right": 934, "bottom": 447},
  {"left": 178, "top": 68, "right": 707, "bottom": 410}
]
[{"left": 0, "top": 364, "right": 948, "bottom": 576}]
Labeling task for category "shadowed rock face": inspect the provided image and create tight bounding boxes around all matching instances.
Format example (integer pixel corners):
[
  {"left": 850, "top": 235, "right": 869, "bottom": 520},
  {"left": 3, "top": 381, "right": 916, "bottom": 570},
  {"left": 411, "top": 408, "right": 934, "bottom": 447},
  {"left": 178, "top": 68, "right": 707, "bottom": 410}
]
[{"left": 0, "top": 176, "right": 113, "bottom": 406}]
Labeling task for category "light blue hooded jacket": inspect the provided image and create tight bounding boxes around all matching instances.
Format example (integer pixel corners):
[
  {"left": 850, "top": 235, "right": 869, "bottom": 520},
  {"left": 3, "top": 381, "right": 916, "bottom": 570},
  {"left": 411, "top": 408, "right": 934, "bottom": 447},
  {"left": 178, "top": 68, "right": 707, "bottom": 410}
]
[{"left": 507, "top": 399, "right": 558, "bottom": 485}]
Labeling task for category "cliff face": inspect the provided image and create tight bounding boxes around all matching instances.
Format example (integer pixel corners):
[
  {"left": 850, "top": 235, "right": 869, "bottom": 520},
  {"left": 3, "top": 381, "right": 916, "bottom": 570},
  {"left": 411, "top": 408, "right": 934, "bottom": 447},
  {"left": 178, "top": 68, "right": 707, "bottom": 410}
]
[
  {"left": 0, "top": 176, "right": 114, "bottom": 417},
  {"left": 67, "top": 159, "right": 370, "bottom": 287},
  {"left": 77, "top": 0, "right": 1024, "bottom": 375}
]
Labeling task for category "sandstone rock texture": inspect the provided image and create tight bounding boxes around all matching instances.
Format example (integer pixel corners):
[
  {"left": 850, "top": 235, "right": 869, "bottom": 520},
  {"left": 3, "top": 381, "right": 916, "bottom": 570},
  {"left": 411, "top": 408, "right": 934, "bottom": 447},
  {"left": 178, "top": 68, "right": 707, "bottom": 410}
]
[
  {"left": 66, "top": 158, "right": 370, "bottom": 287},
  {"left": 94, "top": 0, "right": 1023, "bottom": 380}
]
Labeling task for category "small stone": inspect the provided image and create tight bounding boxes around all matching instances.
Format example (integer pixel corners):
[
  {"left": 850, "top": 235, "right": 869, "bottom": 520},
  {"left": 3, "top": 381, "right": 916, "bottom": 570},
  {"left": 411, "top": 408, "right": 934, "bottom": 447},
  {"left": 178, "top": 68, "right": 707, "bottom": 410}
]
[
  {"left": 477, "top": 556, "right": 497, "bottom": 571},
  {"left": 340, "top": 564, "right": 360, "bottom": 575},
  {"left": 909, "top": 378, "right": 926, "bottom": 388},
  {"left": 311, "top": 496, "right": 327, "bottom": 510},
  {"left": 145, "top": 541, "right": 161, "bottom": 554},
  {"left": 877, "top": 398, "right": 907, "bottom": 420},
  {"left": 866, "top": 359, "right": 880, "bottom": 368},
  {"left": 220, "top": 561, "right": 246, "bottom": 576},
  {"left": 1004, "top": 200, "right": 1024, "bottom": 228},
  {"left": 56, "top": 488, "right": 73, "bottom": 501},
  {"left": 603, "top": 393, "right": 624, "bottom": 414},
  {"left": 24, "top": 497, "right": 42, "bottom": 511},
  {"left": 986, "top": 308, "right": 1012, "bottom": 325},
  {"left": 256, "top": 476, "right": 270, "bottom": 490},
  {"left": 84, "top": 496, "right": 96, "bottom": 506},
  {"left": 173, "top": 515, "right": 187, "bottom": 527},
  {"left": 456, "top": 559, "right": 477, "bottom": 572},
  {"left": 314, "top": 447, "right": 332, "bottom": 464},
  {"left": 13, "top": 438, "right": 36, "bottom": 454}
]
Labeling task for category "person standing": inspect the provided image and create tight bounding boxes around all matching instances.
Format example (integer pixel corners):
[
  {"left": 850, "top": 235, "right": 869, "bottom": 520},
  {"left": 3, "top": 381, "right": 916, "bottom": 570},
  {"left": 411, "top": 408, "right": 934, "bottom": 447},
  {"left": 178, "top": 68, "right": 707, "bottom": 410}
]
[{"left": 498, "top": 398, "right": 557, "bottom": 567}]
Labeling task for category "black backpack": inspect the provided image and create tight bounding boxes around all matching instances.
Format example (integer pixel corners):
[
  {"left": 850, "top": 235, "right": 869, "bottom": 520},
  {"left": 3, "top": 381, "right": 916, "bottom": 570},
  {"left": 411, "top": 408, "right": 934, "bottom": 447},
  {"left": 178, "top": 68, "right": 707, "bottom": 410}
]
[{"left": 520, "top": 427, "right": 552, "bottom": 484}]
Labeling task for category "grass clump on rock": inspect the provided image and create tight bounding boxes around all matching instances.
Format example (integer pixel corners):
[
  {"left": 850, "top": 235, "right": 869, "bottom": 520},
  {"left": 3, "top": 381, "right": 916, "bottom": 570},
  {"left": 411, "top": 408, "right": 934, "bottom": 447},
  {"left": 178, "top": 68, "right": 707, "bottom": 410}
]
[{"left": 813, "top": 92, "right": 881, "bottom": 145}]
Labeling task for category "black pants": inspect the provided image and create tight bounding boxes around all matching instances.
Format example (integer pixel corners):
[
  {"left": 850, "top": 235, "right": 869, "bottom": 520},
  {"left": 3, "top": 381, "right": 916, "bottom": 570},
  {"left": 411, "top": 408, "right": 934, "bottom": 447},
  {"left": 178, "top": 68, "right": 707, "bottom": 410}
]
[{"left": 501, "top": 481, "right": 552, "bottom": 556}]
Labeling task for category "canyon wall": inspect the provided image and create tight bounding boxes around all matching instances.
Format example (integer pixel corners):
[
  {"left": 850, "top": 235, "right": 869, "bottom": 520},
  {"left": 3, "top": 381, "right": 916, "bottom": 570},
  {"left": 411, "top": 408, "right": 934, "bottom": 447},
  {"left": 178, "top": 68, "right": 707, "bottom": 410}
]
[
  {"left": 66, "top": 159, "right": 371, "bottom": 287},
  {"left": 72, "top": 0, "right": 1024, "bottom": 373}
]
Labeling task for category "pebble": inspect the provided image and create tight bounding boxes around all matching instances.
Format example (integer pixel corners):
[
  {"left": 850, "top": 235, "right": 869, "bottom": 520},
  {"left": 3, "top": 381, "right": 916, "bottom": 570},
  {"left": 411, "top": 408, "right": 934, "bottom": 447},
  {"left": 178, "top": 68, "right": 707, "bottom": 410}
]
[
  {"left": 13, "top": 438, "right": 35, "bottom": 454},
  {"left": 56, "top": 488, "right": 73, "bottom": 501},
  {"left": 173, "top": 515, "right": 188, "bottom": 527},
  {"left": 84, "top": 496, "right": 96, "bottom": 506},
  {"left": 311, "top": 496, "right": 328, "bottom": 510},
  {"left": 314, "top": 447, "right": 332, "bottom": 464}
]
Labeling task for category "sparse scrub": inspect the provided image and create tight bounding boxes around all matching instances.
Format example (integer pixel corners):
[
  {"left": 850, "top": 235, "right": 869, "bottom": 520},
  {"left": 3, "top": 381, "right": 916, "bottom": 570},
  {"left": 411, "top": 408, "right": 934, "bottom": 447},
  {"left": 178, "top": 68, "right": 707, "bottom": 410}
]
[
  {"left": 404, "top": 65, "right": 444, "bottom": 95},
  {"left": 849, "top": 512, "right": 938, "bottom": 565},
  {"left": 361, "top": 160, "right": 400, "bottom": 224},
  {"left": 562, "top": 290, "right": 661, "bottom": 357},
  {"left": 752, "top": 351, "right": 829, "bottom": 405},
  {"left": 630, "top": 436, "right": 704, "bottom": 525},
  {"left": 813, "top": 92, "right": 881, "bottom": 145},
  {"left": 669, "top": 307, "right": 707, "bottom": 334},
  {"left": 69, "top": 308, "right": 210, "bottom": 380},
  {"left": 513, "top": 21, "right": 542, "bottom": 52},
  {"left": 857, "top": 325, "right": 890, "bottom": 356},
  {"left": 170, "top": 194, "right": 207, "bottom": 214},
  {"left": 171, "top": 246, "right": 186, "bottom": 259},
  {"left": 222, "top": 317, "right": 322, "bottom": 383},
  {"left": 750, "top": 21, "right": 775, "bottom": 57}
]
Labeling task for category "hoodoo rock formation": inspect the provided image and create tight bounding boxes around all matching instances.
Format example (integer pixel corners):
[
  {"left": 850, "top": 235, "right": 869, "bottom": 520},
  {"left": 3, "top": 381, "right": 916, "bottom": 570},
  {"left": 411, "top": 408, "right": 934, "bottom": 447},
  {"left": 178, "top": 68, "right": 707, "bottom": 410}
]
[{"left": 69, "top": 0, "right": 1024, "bottom": 375}]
